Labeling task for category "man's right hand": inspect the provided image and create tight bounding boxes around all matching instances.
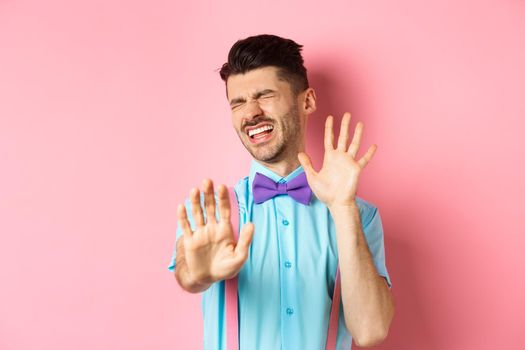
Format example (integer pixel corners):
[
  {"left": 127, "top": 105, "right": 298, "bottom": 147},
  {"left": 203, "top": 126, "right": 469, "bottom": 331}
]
[{"left": 175, "top": 179, "right": 254, "bottom": 292}]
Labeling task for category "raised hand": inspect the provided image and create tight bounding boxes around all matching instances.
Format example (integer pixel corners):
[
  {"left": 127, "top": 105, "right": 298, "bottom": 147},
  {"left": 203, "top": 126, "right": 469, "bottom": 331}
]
[
  {"left": 177, "top": 179, "right": 254, "bottom": 286},
  {"left": 297, "top": 112, "right": 377, "bottom": 209}
]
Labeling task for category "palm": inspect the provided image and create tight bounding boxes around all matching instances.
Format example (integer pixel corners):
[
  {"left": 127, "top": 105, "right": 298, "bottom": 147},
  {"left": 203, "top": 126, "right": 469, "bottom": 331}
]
[
  {"left": 298, "top": 112, "right": 377, "bottom": 208},
  {"left": 177, "top": 181, "right": 254, "bottom": 283},
  {"left": 185, "top": 219, "right": 242, "bottom": 280}
]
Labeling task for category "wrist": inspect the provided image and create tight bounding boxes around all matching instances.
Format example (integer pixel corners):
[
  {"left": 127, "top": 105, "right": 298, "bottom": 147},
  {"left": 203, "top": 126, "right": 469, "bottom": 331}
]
[
  {"left": 176, "top": 265, "right": 212, "bottom": 293},
  {"left": 188, "top": 268, "right": 216, "bottom": 286},
  {"left": 328, "top": 200, "right": 359, "bottom": 215}
]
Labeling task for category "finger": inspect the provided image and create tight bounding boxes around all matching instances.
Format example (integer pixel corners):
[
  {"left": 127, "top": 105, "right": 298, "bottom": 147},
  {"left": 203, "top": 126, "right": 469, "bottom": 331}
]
[
  {"left": 348, "top": 121, "right": 363, "bottom": 158},
  {"left": 177, "top": 204, "right": 193, "bottom": 239},
  {"left": 234, "top": 222, "right": 255, "bottom": 261},
  {"left": 297, "top": 152, "right": 317, "bottom": 179},
  {"left": 190, "top": 187, "right": 205, "bottom": 227},
  {"left": 324, "top": 115, "right": 335, "bottom": 151},
  {"left": 217, "top": 184, "right": 231, "bottom": 222},
  {"left": 202, "top": 179, "right": 217, "bottom": 224},
  {"left": 358, "top": 144, "right": 377, "bottom": 168},
  {"left": 337, "top": 112, "right": 351, "bottom": 150}
]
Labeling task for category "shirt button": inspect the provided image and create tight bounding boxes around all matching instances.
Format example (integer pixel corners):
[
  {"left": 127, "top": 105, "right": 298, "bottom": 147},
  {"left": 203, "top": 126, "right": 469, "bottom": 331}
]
[
  {"left": 286, "top": 308, "right": 294, "bottom": 315},
  {"left": 282, "top": 219, "right": 289, "bottom": 226},
  {"left": 284, "top": 261, "right": 292, "bottom": 268}
]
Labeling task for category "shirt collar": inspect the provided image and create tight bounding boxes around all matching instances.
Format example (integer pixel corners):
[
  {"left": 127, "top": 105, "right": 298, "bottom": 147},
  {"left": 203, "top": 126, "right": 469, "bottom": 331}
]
[{"left": 248, "top": 159, "right": 305, "bottom": 189}]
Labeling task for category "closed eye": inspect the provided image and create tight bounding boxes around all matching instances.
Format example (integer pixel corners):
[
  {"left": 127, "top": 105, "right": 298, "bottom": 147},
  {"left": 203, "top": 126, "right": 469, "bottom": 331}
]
[
  {"left": 229, "top": 90, "right": 276, "bottom": 110},
  {"left": 231, "top": 103, "right": 244, "bottom": 110},
  {"left": 254, "top": 89, "right": 278, "bottom": 102}
]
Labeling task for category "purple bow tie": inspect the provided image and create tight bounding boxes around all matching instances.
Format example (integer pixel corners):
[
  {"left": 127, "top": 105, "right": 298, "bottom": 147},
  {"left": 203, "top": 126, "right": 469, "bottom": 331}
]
[{"left": 252, "top": 172, "right": 313, "bottom": 205}]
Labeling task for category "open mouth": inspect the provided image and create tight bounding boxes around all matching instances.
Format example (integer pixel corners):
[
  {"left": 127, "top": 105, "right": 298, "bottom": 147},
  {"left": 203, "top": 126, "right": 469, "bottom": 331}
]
[
  {"left": 248, "top": 124, "right": 273, "bottom": 138},
  {"left": 246, "top": 124, "right": 274, "bottom": 144}
]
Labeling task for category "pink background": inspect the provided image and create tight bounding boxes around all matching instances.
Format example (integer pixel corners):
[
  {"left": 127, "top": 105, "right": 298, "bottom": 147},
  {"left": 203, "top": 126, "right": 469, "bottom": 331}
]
[{"left": 1, "top": 0, "right": 524, "bottom": 349}]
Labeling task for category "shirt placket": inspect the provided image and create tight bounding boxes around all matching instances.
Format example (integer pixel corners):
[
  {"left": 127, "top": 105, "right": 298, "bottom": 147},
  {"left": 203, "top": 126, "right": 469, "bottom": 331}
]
[{"left": 274, "top": 183, "right": 299, "bottom": 349}]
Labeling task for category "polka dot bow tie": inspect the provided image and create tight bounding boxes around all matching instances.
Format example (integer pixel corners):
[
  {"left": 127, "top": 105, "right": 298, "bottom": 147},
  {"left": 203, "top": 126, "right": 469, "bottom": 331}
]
[{"left": 252, "top": 172, "right": 313, "bottom": 205}]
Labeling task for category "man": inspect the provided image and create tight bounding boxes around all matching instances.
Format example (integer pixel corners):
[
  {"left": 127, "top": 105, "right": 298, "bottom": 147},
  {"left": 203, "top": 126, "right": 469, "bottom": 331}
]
[{"left": 168, "top": 34, "right": 395, "bottom": 349}]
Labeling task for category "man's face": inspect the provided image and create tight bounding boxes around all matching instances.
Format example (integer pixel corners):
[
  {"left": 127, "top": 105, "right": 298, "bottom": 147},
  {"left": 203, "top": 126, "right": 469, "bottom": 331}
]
[{"left": 226, "top": 66, "right": 304, "bottom": 163}]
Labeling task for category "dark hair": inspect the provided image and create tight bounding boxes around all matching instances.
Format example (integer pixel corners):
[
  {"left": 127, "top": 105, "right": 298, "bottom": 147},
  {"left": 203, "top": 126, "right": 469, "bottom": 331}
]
[{"left": 219, "top": 34, "right": 309, "bottom": 96}]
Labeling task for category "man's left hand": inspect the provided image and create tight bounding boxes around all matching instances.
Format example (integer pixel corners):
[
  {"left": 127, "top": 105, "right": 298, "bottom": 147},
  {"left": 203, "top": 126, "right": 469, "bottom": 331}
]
[{"left": 298, "top": 112, "right": 377, "bottom": 210}]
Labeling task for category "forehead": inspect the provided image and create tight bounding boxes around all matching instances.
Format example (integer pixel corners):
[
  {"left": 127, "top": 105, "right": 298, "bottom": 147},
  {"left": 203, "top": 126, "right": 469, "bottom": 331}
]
[{"left": 226, "top": 66, "right": 290, "bottom": 98}]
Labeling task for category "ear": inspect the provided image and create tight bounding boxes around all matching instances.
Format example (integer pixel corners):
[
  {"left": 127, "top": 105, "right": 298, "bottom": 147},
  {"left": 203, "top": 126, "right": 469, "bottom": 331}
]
[{"left": 300, "top": 87, "right": 317, "bottom": 115}]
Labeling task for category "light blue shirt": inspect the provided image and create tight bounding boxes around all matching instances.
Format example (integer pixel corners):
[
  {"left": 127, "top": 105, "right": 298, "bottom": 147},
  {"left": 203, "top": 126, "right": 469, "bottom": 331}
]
[{"left": 168, "top": 159, "right": 392, "bottom": 350}]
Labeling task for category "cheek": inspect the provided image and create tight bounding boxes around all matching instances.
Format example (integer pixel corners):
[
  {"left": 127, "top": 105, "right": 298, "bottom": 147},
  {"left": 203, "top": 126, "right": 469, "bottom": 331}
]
[
  {"left": 266, "top": 101, "right": 282, "bottom": 115},
  {"left": 231, "top": 116, "right": 240, "bottom": 128},
  {"left": 232, "top": 119, "right": 245, "bottom": 136},
  {"left": 274, "top": 99, "right": 295, "bottom": 117}
]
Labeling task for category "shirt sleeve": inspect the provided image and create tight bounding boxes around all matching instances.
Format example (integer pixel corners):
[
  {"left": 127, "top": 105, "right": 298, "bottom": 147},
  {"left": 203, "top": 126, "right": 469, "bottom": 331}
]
[{"left": 360, "top": 201, "right": 392, "bottom": 288}]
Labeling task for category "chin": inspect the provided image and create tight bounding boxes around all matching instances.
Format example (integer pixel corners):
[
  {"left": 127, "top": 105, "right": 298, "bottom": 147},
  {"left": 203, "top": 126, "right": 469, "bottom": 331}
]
[
  {"left": 239, "top": 133, "right": 287, "bottom": 162},
  {"left": 250, "top": 146, "right": 287, "bottom": 163}
]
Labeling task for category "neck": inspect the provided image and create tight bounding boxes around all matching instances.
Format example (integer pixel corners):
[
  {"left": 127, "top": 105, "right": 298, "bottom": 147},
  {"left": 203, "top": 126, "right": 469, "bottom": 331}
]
[
  {"left": 255, "top": 159, "right": 301, "bottom": 178},
  {"left": 253, "top": 131, "right": 307, "bottom": 177},
  {"left": 254, "top": 141, "right": 305, "bottom": 177}
]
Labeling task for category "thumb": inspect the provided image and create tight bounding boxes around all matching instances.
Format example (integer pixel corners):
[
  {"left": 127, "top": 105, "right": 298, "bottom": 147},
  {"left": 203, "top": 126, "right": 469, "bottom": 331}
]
[
  {"left": 234, "top": 222, "right": 254, "bottom": 260},
  {"left": 298, "top": 152, "right": 316, "bottom": 179}
]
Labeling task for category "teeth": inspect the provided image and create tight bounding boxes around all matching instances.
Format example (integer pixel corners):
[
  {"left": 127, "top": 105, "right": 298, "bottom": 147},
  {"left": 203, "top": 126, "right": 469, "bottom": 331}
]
[{"left": 248, "top": 125, "right": 273, "bottom": 137}]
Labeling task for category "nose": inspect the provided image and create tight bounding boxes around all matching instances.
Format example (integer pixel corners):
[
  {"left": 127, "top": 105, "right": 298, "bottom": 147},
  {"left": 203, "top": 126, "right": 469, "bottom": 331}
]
[{"left": 243, "top": 99, "right": 264, "bottom": 121}]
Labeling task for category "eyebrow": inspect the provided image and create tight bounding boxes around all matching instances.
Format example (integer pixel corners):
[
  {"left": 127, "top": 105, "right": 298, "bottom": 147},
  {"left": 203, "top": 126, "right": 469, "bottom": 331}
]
[{"left": 229, "top": 89, "right": 276, "bottom": 106}]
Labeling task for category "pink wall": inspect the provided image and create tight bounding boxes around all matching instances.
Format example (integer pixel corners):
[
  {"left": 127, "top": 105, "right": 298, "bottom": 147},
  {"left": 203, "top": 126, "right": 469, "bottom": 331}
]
[{"left": 1, "top": 1, "right": 524, "bottom": 349}]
